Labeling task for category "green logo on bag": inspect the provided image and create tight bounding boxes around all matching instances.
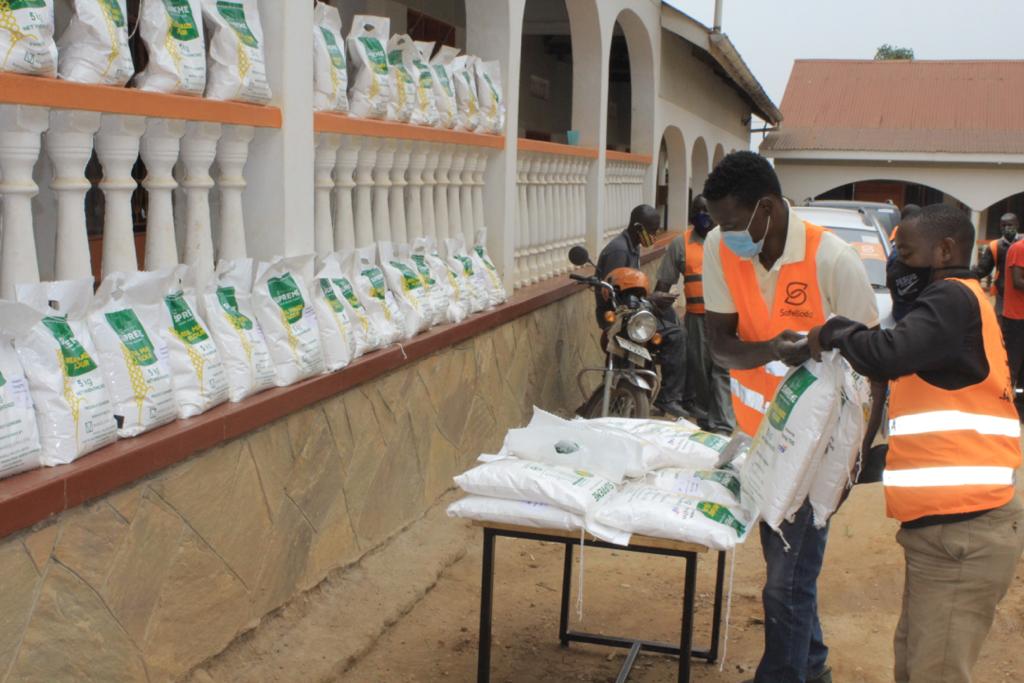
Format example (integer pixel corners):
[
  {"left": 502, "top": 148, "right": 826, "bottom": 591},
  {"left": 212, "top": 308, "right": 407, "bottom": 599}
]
[
  {"left": 319, "top": 279, "right": 345, "bottom": 314},
  {"left": 696, "top": 501, "right": 746, "bottom": 536},
  {"left": 332, "top": 278, "right": 365, "bottom": 311},
  {"left": 321, "top": 27, "right": 345, "bottom": 70},
  {"left": 689, "top": 431, "right": 728, "bottom": 453},
  {"left": 99, "top": 0, "right": 126, "bottom": 27},
  {"left": 696, "top": 470, "right": 742, "bottom": 499},
  {"left": 216, "top": 286, "right": 254, "bottom": 330},
  {"left": 410, "top": 255, "right": 436, "bottom": 287},
  {"left": 165, "top": 293, "right": 209, "bottom": 345},
  {"left": 482, "top": 73, "right": 500, "bottom": 103},
  {"left": 413, "top": 60, "right": 433, "bottom": 89},
  {"left": 361, "top": 268, "right": 388, "bottom": 300},
  {"left": 217, "top": 0, "right": 258, "bottom": 48},
  {"left": 162, "top": 0, "right": 200, "bottom": 41},
  {"left": 42, "top": 316, "right": 98, "bottom": 377},
  {"left": 389, "top": 261, "right": 423, "bottom": 292},
  {"left": 268, "top": 273, "right": 306, "bottom": 325},
  {"left": 768, "top": 366, "right": 817, "bottom": 430},
  {"left": 104, "top": 309, "right": 158, "bottom": 367},
  {"left": 474, "top": 245, "right": 497, "bottom": 271},
  {"left": 0, "top": 368, "right": 6, "bottom": 388},
  {"left": 358, "top": 36, "right": 388, "bottom": 75},
  {"left": 455, "top": 255, "right": 475, "bottom": 277},
  {"left": 432, "top": 64, "right": 453, "bottom": 96},
  {"left": 9, "top": 0, "right": 47, "bottom": 9}
]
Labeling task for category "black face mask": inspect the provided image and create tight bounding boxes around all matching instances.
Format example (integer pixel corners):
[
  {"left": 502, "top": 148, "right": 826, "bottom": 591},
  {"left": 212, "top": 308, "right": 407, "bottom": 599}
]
[
  {"left": 887, "top": 258, "right": 931, "bottom": 304},
  {"left": 693, "top": 212, "right": 713, "bottom": 238}
]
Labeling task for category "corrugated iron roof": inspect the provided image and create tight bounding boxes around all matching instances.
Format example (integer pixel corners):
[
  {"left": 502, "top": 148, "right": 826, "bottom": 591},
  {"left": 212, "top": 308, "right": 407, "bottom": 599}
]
[{"left": 761, "top": 59, "right": 1024, "bottom": 154}]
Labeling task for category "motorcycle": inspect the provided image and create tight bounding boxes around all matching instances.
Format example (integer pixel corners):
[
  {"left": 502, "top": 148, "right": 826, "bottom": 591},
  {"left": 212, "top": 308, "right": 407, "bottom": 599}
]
[{"left": 568, "top": 245, "right": 664, "bottom": 418}]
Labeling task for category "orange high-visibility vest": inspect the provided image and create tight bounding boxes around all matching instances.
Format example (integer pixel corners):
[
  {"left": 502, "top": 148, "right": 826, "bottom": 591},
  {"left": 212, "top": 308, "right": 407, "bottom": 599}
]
[
  {"left": 720, "top": 222, "right": 827, "bottom": 436},
  {"left": 885, "top": 278, "right": 1021, "bottom": 522},
  {"left": 683, "top": 228, "right": 705, "bottom": 315}
]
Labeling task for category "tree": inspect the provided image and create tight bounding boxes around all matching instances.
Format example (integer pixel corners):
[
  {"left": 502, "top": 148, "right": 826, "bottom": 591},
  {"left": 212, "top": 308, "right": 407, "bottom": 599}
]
[{"left": 875, "top": 44, "right": 914, "bottom": 60}]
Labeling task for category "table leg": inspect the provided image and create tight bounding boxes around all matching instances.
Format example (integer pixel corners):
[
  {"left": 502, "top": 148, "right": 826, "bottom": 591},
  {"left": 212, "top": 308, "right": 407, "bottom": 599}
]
[
  {"left": 678, "top": 552, "right": 697, "bottom": 683},
  {"left": 559, "top": 541, "right": 574, "bottom": 647},
  {"left": 708, "top": 551, "right": 727, "bottom": 662},
  {"left": 477, "top": 528, "right": 496, "bottom": 683}
]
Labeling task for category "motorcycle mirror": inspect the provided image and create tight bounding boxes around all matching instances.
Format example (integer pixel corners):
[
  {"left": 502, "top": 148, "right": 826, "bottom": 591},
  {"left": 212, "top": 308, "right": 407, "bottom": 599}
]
[{"left": 568, "top": 245, "right": 591, "bottom": 267}]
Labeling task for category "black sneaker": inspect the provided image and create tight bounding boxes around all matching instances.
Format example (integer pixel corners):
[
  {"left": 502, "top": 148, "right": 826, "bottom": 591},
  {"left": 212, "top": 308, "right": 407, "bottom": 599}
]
[
  {"left": 653, "top": 400, "right": 688, "bottom": 418},
  {"left": 808, "top": 666, "right": 833, "bottom": 683}
]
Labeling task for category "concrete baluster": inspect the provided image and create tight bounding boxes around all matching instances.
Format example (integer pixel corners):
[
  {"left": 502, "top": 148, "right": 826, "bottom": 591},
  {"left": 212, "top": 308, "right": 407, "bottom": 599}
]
[
  {"left": 472, "top": 151, "right": 487, "bottom": 238},
  {"left": 0, "top": 105, "right": 47, "bottom": 298},
  {"left": 525, "top": 155, "right": 542, "bottom": 283},
  {"left": 353, "top": 138, "right": 378, "bottom": 249},
  {"left": 215, "top": 125, "right": 255, "bottom": 261},
  {"left": 515, "top": 155, "right": 529, "bottom": 288},
  {"left": 139, "top": 118, "right": 185, "bottom": 270},
  {"left": 96, "top": 114, "right": 146, "bottom": 278},
  {"left": 46, "top": 109, "right": 100, "bottom": 281},
  {"left": 372, "top": 141, "right": 395, "bottom": 245},
  {"left": 541, "top": 156, "right": 557, "bottom": 278},
  {"left": 420, "top": 143, "right": 439, "bottom": 244},
  {"left": 460, "top": 148, "right": 476, "bottom": 245},
  {"left": 446, "top": 147, "right": 465, "bottom": 246},
  {"left": 314, "top": 133, "right": 341, "bottom": 256},
  {"left": 180, "top": 121, "right": 221, "bottom": 291},
  {"left": 556, "top": 157, "right": 571, "bottom": 273},
  {"left": 434, "top": 147, "right": 453, "bottom": 244},
  {"left": 333, "top": 137, "right": 358, "bottom": 252},
  {"left": 405, "top": 142, "right": 427, "bottom": 242},
  {"left": 389, "top": 141, "right": 411, "bottom": 245}
]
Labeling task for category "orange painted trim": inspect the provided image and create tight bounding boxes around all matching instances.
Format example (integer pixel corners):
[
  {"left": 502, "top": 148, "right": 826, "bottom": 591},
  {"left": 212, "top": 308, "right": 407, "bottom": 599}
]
[
  {"left": 606, "top": 150, "right": 653, "bottom": 165},
  {"left": 314, "top": 112, "right": 504, "bottom": 149},
  {"left": 516, "top": 138, "right": 600, "bottom": 159},
  {"left": 0, "top": 73, "right": 282, "bottom": 128}
]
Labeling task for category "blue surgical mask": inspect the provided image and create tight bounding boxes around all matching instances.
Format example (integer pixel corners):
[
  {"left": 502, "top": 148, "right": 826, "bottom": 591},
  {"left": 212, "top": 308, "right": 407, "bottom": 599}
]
[{"left": 722, "top": 200, "right": 771, "bottom": 259}]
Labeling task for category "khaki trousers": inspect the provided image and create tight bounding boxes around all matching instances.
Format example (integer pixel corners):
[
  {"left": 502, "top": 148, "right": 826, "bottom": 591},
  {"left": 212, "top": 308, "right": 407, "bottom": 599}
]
[{"left": 894, "top": 494, "right": 1024, "bottom": 683}]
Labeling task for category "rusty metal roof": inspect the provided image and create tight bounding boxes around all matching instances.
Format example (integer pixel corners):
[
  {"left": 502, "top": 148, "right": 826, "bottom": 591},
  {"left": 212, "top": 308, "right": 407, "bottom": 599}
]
[{"left": 761, "top": 59, "right": 1024, "bottom": 155}]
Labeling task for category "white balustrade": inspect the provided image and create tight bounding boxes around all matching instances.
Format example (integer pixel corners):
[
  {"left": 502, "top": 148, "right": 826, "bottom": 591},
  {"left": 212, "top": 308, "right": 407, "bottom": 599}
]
[
  {"left": 471, "top": 151, "right": 486, "bottom": 240},
  {"left": 314, "top": 133, "right": 341, "bottom": 256},
  {"left": 96, "top": 114, "right": 146, "bottom": 276},
  {"left": 434, "top": 147, "right": 453, "bottom": 245},
  {"left": 140, "top": 118, "right": 185, "bottom": 270},
  {"left": 0, "top": 105, "right": 48, "bottom": 298},
  {"left": 406, "top": 142, "right": 427, "bottom": 242},
  {"left": 389, "top": 141, "right": 411, "bottom": 245},
  {"left": 514, "top": 154, "right": 529, "bottom": 287},
  {"left": 421, "top": 143, "right": 438, "bottom": 244},
  {"left": 604, "top": 158, "right": 650, "bottom": 244},
  {"left": 215, "top": 125, "right": 254, "bottom": 261},
  {"left": 353, "top": 138, "right": 377, "bottom": 248},
  {"left": 459, "top": 147, "right": 475, "bottom": 245},
  {"left": 372, "top": 141, "right": 395, "bottom": 244},
  {"left": 333, "top": 137, "right": 358, "bottom": 253},
  {"left": 46, "top": 109, "right": 101, "bottom": 281},
  {"left": 446, "top": 148, "right": 464, "bottom": 246},
  {"left": 180, "top": 121, "right": 221, "bottom": 290}
]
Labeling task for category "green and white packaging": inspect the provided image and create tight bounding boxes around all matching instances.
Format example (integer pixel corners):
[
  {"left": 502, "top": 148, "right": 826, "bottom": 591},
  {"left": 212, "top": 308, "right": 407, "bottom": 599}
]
[
  {"left": 386, "top": 33, "right": 416, "bottom": 123},
  {"left": 411, "top": 237, "right": 466, "bottom": 325},
  {"left": 136, "top": 0, "right": 205, "bottom": 94},
  {"left": 472, "top": 228, "right": 507, "bottom": 307},
  {"left": 346, "top": 14, "right": 390, "bottom": 119},
  {"left": 0, "top": 302, "right": 43, "bottom": 480},
  {"left": 0, "top": 0, "right": 57, "bottom": 76},
  {"left": 57, "top": 0, "right": 134, "bottom": 85},
  {"left": 584, "top": 416, "right": 728, "bottom": 471},
  {"left": 426, "top": 42, "right": 457, "bottom": 129},
  {"left": 450, "top": 54, "right": 480, "bottom": 132},
  {"left": 15, "top": 278, "right": 117, "bottom": 465},
  {"left": 253, "top": 255, "right": 326, "bottom": 386},
  {"left": 201, "top": 0, "right": 271, "bottom": 104},
  {"left": 310, "top": 260, "right": 356, "bottom": 372},
  {"left": 474, "top": 58, "right": 505, "bottom": 134},
  {"left": 337, "top": 249, "right": 398, "bottom": 348},
  {"left": 379, "top": 241, "right": 430, "bottom": 335},
  {"left": 351, "top": 245, "right": 411, "bottom": 342},
  {"left": 312, "top": 1, "right": 348, "bottom": 113},
  {"left": 645, "top": 468, "right": 742, "bottom": 508},
  {"left": 391, "top": 33, "right": 437, "bottom": 126},
  {"left": 445, "top": 235, "right": 489, "bottom": 313},
  {"left": 87, "top": 271, "right": 177, "bottom": 437}
]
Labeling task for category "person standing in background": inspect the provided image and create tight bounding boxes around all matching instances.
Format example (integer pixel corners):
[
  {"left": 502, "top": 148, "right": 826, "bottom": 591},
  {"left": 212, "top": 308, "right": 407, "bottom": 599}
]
[
  {"left": 974, "top": 212, "right": 1020, "bottom": 325},
  {"left": 1003, "top": 234, "right": 1024, "bottom": 419}
]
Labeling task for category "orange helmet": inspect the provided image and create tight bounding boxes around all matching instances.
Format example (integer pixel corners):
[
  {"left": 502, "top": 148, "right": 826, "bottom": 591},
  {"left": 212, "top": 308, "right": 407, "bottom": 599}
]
[{"left": 606, "top": 267, "right": 650, "bottom": 296}]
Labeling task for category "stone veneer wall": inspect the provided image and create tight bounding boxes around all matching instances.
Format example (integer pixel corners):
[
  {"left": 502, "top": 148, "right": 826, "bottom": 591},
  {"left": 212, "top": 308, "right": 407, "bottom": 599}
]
[{"left": 0, "top": 281, "right": 615, "bottom": 682}]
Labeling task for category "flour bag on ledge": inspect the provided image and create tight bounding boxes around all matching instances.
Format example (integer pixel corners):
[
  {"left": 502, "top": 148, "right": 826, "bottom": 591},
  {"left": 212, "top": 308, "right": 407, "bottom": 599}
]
[
  {"left": 451, "top": 54, "right": 481, "bottom": 132},
  {"left": 385, "top": 33, "right": 416, "bottom": 123},
  {"left": 400, "top": 36, "right": 439, "bottom": 127},
  {"left": 330, "top": 250, "right": 392, "bottom": 353},
  {"left": 310, "top": 261, "right": 357, "bottom": 372},
  {"left": 58, "top": 0, "right": 134, "bottom": 85},
  {"left": 474, "top": 59, "right": 505, "bottom": 134},
  {"left": 136, "top": 0, "right": 206, "bottom": 95},
  {"left": 353, "top": 245, "right": 416, "bottom": 341},
  {"left": 312, "top": 1, "right": 348, "bottom": 113},
  {"left": 379, "top": 241, "right": 430, "bottom": 335},
  {"left": 0, "top": 303, "right": 44, "bottom": 480},
  {"left": 472, "top": 228, "right": 508, "bottom": 307},
  {"left": 201, "top": 0, "right": 271, "bottom": 104},
  {"left": 346, "top": 14, "right": 390, "bottom": 119},
  {"left": 0, "top": 0, "right": 57, "bottom": 77},
  {"left": 426, "top": 43, "right": 458, "bottom": 129},
  {"left": 253, "top": 255, "right": 326, "bottom": 386},
  {"left": 445, "top": 235, "right": 490, "bottom": 313}
]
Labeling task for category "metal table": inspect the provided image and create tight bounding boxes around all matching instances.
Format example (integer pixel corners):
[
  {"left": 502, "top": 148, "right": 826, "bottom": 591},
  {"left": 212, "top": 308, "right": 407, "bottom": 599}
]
[{"left": 474, "top": 522, "right": 727, "bottom": 683}]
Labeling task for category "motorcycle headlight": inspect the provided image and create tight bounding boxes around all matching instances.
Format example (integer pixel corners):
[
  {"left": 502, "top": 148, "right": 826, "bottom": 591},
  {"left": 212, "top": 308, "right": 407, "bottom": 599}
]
[{"left": 627, "top": 310, "right": 657, "bottom": 343}]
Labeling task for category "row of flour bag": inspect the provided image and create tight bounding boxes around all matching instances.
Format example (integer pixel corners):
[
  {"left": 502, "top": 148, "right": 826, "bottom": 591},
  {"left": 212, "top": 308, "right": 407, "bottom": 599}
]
[
  {"left": 4, "top": 0, "right": 271, "bottom": 102},
  {"left": 346, "top": 14, "right": 505, "bottom": 133}
]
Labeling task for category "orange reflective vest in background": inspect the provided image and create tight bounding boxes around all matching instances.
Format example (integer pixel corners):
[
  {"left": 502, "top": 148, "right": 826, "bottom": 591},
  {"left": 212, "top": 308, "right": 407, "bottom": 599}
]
[
  {"left": 720, "top": 222, "right": 827, "bottom": 436},
  {"left": 885, "top": 278, "right": 1020, "bottom": 523},
  {"left": 683, "top": 228, "right": 705, "bottom": 315}
]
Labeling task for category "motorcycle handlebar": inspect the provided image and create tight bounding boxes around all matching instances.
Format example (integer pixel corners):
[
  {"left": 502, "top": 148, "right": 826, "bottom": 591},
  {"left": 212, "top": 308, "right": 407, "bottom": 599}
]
[{"left": 569, "top": 273, "right": 596, "bottom": 283}]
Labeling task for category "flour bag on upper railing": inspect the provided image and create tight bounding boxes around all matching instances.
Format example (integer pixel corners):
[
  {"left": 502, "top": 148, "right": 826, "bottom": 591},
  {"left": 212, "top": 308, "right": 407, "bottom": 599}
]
[
  {"left": 15, "top": 278, "right": 117, "bottom": 466},
  {"left": 136, "top": 0, "right": 206, "bottom": 95},
  {"left": 392, "top": 33, "right": 437, "bottom": 126},
  {"left": 199, "top": 258, "right": 275, "bottom": 402},
  {"left": 201, "top": 0, "right": 271, "bottom": 104},
  {"left": 386, "top": 34, "right": 416, "bottom": 123},
  {"left": 426, "top": 42, "right": 457, "bottom": 129},
  {"left": 58, "top": 0, "right": 134, "bottom": 85},
  {"left": 472, "top": 229, "right": 507, "bottom": 307},
  {"left": 254, "top": 255, "right": 326, "bottom": 386},
  {"left": 310, "top": 261, "right": 356, "bottom": 372},
  {"left": 474, "top": 59, "right": 505, "bottom": 134},
  {"left": 379, "top": 241, "right": 430, "bottom": 335},
  {"left": 0, "top": 0, "right": 57, "bottom": 77},
  {"left": 451, "top": 54, "right": 480, "bottom": 132},
  {"left": 87, "top": 270, "right": 177, "bottom": 438},
  {"left": 0, "top": 303, "right": 43, "bottom": 481},
  {"left": 312, "top": 1, "right": 348, "bottom": 113},
  {"left": 445, "top": 235, "right": 490, "bottom": 313},
  {"left": 346, "top": 14, "right": 390, "bottom": 119}
]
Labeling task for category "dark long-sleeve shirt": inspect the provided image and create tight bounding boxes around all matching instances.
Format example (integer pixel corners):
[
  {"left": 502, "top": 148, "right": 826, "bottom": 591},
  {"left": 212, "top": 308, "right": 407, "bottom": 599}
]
[
  {"left": 974, "top": 237, "right": 1015, "bottom": 297},
  {"left": 593, "top": 230, "right": 639, "bottom": 326}
]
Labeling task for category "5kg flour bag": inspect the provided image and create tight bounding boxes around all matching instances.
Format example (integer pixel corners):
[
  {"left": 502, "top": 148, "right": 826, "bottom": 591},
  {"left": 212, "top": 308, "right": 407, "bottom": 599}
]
[
  {"left": 379, "top": 241, "right": 430, "bottom": 335},
  {"left": 0, "top": 304, "right": 43, "bottom": 480},
  {"left": 88, "top": 271, "right": 176, "bottom": 437},
  {"left": 448, "top": 495, "right": 585, "bottom": 534},
  {"left": 407, "top": 240, "right": 446, "bottom": 327},
  {"left": 338, "top": 249, "right": 398, "bottom": 348},
  {"left": 584, "top": 417, "right": 727, "bottom": 471},
  {"left": 254, "top": 255, "right": 326, "bottom": 386},
  {"left": 310, "top": 265, "right": 355, "bottom": 372},
  {"left": 741, "top": 357, "right": 841, "bottom": 530},
  {"left": 0, "top": 0, "right": 57, "bottom": 76},
  {"left": 412, "top": 237, "right": 469, "bottom": 324},
  {"left": 445, "top": 235, "right": 489, "bottom": 313},
  {"left": 474, "top": 59, "right": 505, "bottom": 134},
  {"left": 15, "top": 278, "right": 117, "bottom": 465},
  {"left": 399, "top": 36, "right": 438, "bottom": 127},
  {"left": 200, "top": 258, "right": 275, "bottom": 402},
  {"left": 354, "top": 245, "right": 414, "bottom": 341},
  {"left": 323, "top": 253, "right": 386, "bottom": 354},
  {"left": 201, "top": 0, "right": 271, "bottom": 104},
  {"left": 454, "top": 458, "right": 617, "bottom": 516},
  {"left": 386, "top": 34, "right": 416, "bottom": 123},
  {"left": 346, "top": 15, "right": 390, "bottom": 119},
  {"left": 473, "top": 229, "right": 507, "bottom": 307},
  {"left": 58, "top": 0, "right": 134, "bottom": 85},
  {"left": 136, "top": 0, "right": 205, "bottom": 94},
  {"left": 645, "top": 468, "right": 742, "bottom": 508},
  {"left": 451, "top": 54, "right": 480, "bottom": 132},
  {"left": 427, "top": 43, "right": 458, "bottom": 129},
  {"left": 312, "top": 2, "right": 348, "bottom": 113}
]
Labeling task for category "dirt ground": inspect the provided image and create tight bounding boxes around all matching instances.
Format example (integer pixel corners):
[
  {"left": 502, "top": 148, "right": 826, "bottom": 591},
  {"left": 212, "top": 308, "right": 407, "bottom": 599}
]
[{"left": 339, "top": 483, "right": 1024, "bottom": 682}]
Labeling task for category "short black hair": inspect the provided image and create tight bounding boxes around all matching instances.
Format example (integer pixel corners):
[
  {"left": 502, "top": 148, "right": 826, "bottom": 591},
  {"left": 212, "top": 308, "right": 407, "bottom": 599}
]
[
  {"left": 901, "top": 203, "right": 921, "bottom": 221},
  {"left": 702, "top": 151, "right": 782, "bottom": 209},
  {"left": 629, "top": 204, "right": 659, "bottom": 227},
  {"left": 917, "top": 204, "right": 975, "bottom": 259}
]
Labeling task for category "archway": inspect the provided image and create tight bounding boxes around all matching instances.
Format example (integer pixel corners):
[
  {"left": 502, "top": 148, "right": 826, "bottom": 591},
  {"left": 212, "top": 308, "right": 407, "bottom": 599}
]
[
  {"left": 712, "top": 143, "right": 725, "bottom": 170},
  {"left": 658, "top": 126, "right": 687, "bottom": 231},
  {"left": 690, "top": 137, "right": 710, "bottom": 209},
  {"left": 607, "top": 9, "right": 655, "bottom": 156},
  {"left": 518, "top": 0, "right": 573, "bottom": 141}
]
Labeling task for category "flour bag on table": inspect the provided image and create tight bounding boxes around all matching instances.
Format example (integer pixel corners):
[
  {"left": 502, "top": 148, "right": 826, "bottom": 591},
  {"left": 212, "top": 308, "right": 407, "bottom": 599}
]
[
  {"left": 454, "top": 457, "right": 617, "bottom": 516},
  {"left": 0, "top": 0, "right": 57, "bottom": 76},
  {"left": 0, "top": 303, "right": 43, "bottom": 480},
  {"left": 583, "top": 416, "right": 728, "bottom": 471},
  {"left": 447, "top": 496, "right": 585, "bottom": 534},
  {"left": 445, "top": 235, "right": 489, "bottom": 313},
  {"left": 58, "top": 0, "right": 134, "bottom": 85},
  {"left": 474, "top": 59, "right": 505, "bottom": 134},
  {"left": 352, "top": 245, "right": 415, "bottom": 341},
  {"left": 385, "top": 34, "right": 416, "bottom": 123},
  {"left": 15, "top": 278, "right": 117, "bottom": 465},
  {"left": 346, "top": 14, "right": 390, "bottom": 119},
  {"left": 201, "top": 0, "right": 271, "bottom": 104},
  {"left": 645, "top": 468, "right": 742, "bottom": 508},
  {"left": 87, "top": 270, "right": 176, "bottom": 437},
  {"left": 254, "top": 255, "right": 326, "bottom": 386},
  {"left": 411, "top": 237, "right": 465, "bottom": 325},
  {"left": 450, "top": 54, "right": 480, "bottom": 132},
  {"left": 426, "top": 43, "right": 457, "bottom": 129},
  {"left": 136, "top": 0, "right": 205, "bottom": 95},
  {"left": 472, "top": 229, "right": 507, "bottom": 306},
  {"left": 379, "top": 241, "right": 430, "bottom": 335},
  {"left": 312, "top": 1, "right": 348, "bottom": 113},
  {"left": 310, "top": 262, "right": 356, "bottom": 372}
]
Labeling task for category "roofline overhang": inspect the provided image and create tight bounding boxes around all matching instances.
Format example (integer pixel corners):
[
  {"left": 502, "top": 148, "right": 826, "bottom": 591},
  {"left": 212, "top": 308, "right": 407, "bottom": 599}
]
[{"left": 764, "top": 148, "right": 1024, "bottom": 166}]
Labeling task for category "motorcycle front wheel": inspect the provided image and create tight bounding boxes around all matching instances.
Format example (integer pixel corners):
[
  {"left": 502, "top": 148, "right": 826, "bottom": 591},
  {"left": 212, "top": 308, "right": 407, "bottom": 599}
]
[{"left": 606, "top": 383, "right": 651, "bottom": 419}]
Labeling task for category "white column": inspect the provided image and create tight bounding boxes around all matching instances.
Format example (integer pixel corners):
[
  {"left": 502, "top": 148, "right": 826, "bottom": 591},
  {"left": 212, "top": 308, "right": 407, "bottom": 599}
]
[
  {"left": 460, "top": 147, "right": 476, "bottom": 245},
  {"left": 179, "top": 122, "right": 221, "bottom": 290},
  {"left": 421, "top": 143, "right": 439, "bottom": 244},
  {"left": 333, "top": 137, "right": 358, "bottom": 252},
  {"left": 472, "top": 151, "right": 487, "bottom": 236},
  {"left": 434, "top": 147, "right": 453, "bottom": 244},
  {"left": 0, "top": 105, "right": 47, "bottom": 298},
  {"left": 372, "top": 141, "right": 394, "bottom": 244},
  {"left": 353, "top": 138, "right": 377, "bottom": 249},
  {"left": 515, "top": 154, "right": 529, "bottom": 288},
  {"left": 389, "top": 141, "right": 411, "bottom": 245},
  {"left": 96, "top": 114, "right": 145, "bottom": 277},
  {"left": 526, "top": 155, "right": 542, "bottom": 283},
  {"left": 314, "top": 133, "right": 341, "bottom": 256},
  {"left": 215, "top": 125, "right": 254, "bottom": 261},
  {"left": 139, "top": 118, "right": 185, "bottom": 270},
  {"left": 46, "top": 109, "right": 100, "bottom": 281},
  {"left": 447, "top": 147, "right": 465, "bottom": 246},
  {"left": 406, "top": 142, "right": 427, "bottom": 242}
]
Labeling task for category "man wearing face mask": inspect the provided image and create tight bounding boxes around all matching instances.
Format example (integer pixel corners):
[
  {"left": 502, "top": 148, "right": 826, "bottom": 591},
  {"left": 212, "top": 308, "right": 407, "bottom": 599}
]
[
  {"left": 973, "top": 212, "right": 1019, "bottom": 323},
  {"left": 807, "top": 204, "right": 1024, "bottom": 683},
  {"left": 701, "top": 152, "right": 878, "bottom": 683},
  {"left": 887, "top": 205, "right": 924, "bottom": 322},
  {"left": 654, "top": 195, "right": 736, "bottom": 434}
]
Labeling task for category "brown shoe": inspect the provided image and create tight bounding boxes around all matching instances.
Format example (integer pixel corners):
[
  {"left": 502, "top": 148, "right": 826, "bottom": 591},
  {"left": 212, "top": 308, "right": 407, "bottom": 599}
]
[{"left": 808, "top": 666, "right": 833, "bottom": 683}]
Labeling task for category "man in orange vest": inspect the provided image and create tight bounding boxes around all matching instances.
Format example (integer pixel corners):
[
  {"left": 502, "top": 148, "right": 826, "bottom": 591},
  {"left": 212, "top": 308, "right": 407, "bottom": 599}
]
[
  {"left": 973, "top": 212, "right": 1019, "bottom": 324},
  {"left": 808, "top": 203, "right": 1024, "bottom": 683},
  {"left": 702, "top": 152, "right": 878, "bottom": 683}
]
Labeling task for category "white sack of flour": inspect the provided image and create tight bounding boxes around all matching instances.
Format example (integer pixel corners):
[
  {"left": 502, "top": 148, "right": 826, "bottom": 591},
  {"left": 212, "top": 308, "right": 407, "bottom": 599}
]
[
  {"left": 450, "top": 54, "right": 480, "bottom": 132},
  {"left": 0, "top": 303, "right": 44, "bottom": 480},
  {"left": 406, "top": 240, "right": 447, "bottom": 327},
  {"left": 58, "top": 0, "right": 134, "bottom": 85},
  {"left": 448, "top": 495, "right": 584, "bottom": 534},
  {"left": 337, "top": 249, "right": 399, "bottom": 348},
  {"left": 346, "top": 14, "right": 390, "bottom": 119},
  {"left": 583, "top": 417, "right": 727, "bottom": 471},
  {"left": 309, "top": 265, "right": 355, "bottom": 372},
  {"left": 645, "top": 468, "right": 742, "bottom": 508},
  {"left": 253, "top": 255, "right": 326, "bottom": 386},
  {"left": 312, "top": 1, "right": 348, "bottom": 113},
  {"left": 199, "top": 258, "right": 275, "bottom": 403},
  {"left": 379, "top": 241, "right": 430, "bottom": 335},
  {"left": 472, "top": 229, "right": 507, "bottom": 307},
  {"left": 454, "top": 457, "right": 617, "bottom": 516},
  {"left": 474, "top": 58, "right": 505, "bottom": 134},
  {"left": 426, "top": 42, "right": 458, "bottom": 129},
  {"left": 445, "top": 235, "right": 489, "bottom": 313},
  {"left": 385, "top": 34, "right": 416, "bottom": 123},
  {"left": 201, "top": 0, "right": 271, "bottom": 104},
  {"left": 0, "top": 0, "right": 57, "bottom": 76},
  {"left": 15, "top": 278, "right": 117, "bottom": 465},
  {"left": 322, "top": 252, "right": 386, "bottom": 354},
  {"left": 353, "top": 245, "right": 416, "bottom": 341},
  {"left": 136, "top": 0, "right": 206, "bottom": 94},
  {"left": 411, "top": 237, "right": 466, "bottom": 326},
  {"left": 87, "top": 271, "right": 176, "bottom": 437},
  {"left": 398, "top": 36, "right": 438, "bottom": 127}
]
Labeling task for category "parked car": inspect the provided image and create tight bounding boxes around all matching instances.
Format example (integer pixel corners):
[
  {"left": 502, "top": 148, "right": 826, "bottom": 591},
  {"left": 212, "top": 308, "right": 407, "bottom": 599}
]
[{"left": 805, "top": 199, "right": 901, "bottom": 238}]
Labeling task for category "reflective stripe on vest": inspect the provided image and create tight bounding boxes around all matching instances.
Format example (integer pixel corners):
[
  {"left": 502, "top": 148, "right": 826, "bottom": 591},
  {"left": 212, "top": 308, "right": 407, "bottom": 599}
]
[
  {"left": 730, "top": 377, "right": 767, "bottom": 414},
  {"left": 683, "top": 228, "right": 705, "bottom": 314},
  {"left": 883, "top": 466, "right": 1016, "bottom": 488},
  {"left": 889, "top": 410, "right": 1021, "bottom": 438}
]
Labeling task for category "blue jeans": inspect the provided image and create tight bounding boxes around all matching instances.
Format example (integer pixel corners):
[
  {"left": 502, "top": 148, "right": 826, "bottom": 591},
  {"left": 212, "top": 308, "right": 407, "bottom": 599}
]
[{"left": 755, "top": 500, "right": 830, "bottom": 683}]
